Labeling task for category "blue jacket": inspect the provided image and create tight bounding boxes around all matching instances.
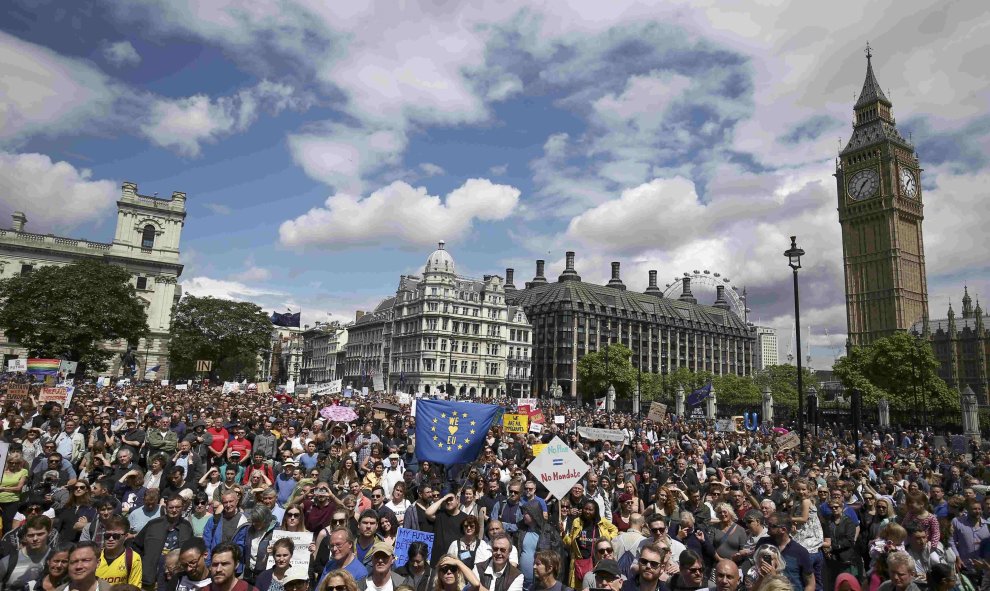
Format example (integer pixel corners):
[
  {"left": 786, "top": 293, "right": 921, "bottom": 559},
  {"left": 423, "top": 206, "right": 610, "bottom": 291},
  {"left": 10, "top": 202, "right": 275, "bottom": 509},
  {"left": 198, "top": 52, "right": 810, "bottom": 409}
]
[
  {"left": 240, "top": 521, "right": 278, "bottom": 581},
  {"left": 203, "top": 512, "right": 249, "bottom": 565}
]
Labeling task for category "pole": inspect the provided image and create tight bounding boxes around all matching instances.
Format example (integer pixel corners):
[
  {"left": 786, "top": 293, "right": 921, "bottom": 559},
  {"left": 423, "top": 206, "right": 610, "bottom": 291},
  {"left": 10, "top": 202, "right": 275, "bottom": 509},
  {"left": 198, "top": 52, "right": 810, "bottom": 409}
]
[{"left": 793, "top": 267, "right": 805, "bottom": 452}]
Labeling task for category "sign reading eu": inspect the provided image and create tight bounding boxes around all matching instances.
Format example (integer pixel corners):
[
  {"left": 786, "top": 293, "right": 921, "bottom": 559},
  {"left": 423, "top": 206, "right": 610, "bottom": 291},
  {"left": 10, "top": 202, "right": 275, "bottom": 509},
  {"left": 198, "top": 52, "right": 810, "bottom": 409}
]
[
  {"left": 527, "top": 436, "right": 589, "bottom": 501},
  {"left": 414, "top": 399, "right": 499, "bottom": 464}
]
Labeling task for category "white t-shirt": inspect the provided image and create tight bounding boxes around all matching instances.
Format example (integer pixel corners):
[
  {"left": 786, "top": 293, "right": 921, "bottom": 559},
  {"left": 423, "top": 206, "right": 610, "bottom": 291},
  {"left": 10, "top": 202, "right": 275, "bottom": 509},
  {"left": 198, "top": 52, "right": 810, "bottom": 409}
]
[{"left": 175, "top": 574, "right": 212, "bottom": 590}]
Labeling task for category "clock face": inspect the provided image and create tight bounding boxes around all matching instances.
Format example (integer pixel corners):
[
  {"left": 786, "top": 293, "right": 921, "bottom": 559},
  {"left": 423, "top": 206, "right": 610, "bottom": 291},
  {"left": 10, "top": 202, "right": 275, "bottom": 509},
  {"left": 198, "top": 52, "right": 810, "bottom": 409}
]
[
  {"left": 847, "top": 169, "right": 880, "bottom": 201},
  {"left": 899, "top": 168, "right": 918, "bottom": 198}
]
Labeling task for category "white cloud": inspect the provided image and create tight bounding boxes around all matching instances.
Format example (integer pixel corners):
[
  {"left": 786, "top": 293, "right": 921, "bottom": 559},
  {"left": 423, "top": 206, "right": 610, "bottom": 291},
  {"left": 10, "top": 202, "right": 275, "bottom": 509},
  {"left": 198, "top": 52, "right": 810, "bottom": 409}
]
[
  {"left": 287, "top": 123, "right": 407, "bottom": 192},
  {"left": 279, "top": 178, "right": 520, "bottom": 249},
  {"left": 181, "top": 276, "right": 286, "bottom": 302},
  {"left": 0, "top": 31, "right": 126, "bottom": 146},
  {"left": 419, "top": 162, "right": 445, "bottom": 177},
  {"left": 0, "top": 152, "right": 117, "bottom": 232},
  {"left": 489, "top": 164, "right": 508, "bottom": 176},
  {"left": 203, "top": 203, "right": 232, "bottom": 215},
  {"left": 141, "top": 80, "right": 299, "bottom": 157},
  {"left": 233, "top": 265, "right": 272, "bottom": 283},
  {"left": 102, "top": 40, "right": 141, "bottom": 68}
]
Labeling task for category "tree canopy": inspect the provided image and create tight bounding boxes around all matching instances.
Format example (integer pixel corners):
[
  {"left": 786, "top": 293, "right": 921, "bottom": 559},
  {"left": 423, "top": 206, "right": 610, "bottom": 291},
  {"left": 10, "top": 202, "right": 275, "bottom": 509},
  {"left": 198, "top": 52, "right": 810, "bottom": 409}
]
[
  {"left": 753, "top": 364, "right": 818, "bottom": 408},
  {"left": 169, "top": 295, "right": 272, "bottom": 380},
  {"left": 833, "top": 332, "right": 957, "bottom": 411},
  {"left": 0, "top": 260, "right": 148, "bottom": 373},
  {"left": 576, "top": 344, "right": 637, "bottom": 402}
]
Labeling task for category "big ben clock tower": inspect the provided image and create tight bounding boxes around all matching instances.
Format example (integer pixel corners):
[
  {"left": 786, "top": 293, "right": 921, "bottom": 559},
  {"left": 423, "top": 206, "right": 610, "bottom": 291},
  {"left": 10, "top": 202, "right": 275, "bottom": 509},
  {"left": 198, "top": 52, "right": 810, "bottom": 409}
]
[{"left": 837, "top": 44, "right": 929, "bottom": 348}]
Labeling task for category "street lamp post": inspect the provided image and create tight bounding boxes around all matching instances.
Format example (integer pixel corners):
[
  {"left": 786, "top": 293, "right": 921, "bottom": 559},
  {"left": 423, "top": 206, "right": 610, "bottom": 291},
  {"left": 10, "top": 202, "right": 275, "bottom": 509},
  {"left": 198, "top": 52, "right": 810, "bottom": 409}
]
[{"left": 784, "top": 236, "right": 806, "bottom": 451}]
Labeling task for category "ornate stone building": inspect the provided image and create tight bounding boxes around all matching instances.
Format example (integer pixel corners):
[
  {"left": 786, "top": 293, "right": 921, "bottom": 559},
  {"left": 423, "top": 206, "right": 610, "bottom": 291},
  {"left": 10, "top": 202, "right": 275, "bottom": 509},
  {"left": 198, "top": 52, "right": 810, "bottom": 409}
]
[
  {"left": 912, "top": 287, "right": 990, "bottom": 402},
  {"left": 0, "top": 181, "right": 185, "bottom": 378},
  {"left": 836, "top": 46, "right": 929, "bottom": 347},
  {"left": 506, "top": 252, "right": 756, "bottom": 399}
]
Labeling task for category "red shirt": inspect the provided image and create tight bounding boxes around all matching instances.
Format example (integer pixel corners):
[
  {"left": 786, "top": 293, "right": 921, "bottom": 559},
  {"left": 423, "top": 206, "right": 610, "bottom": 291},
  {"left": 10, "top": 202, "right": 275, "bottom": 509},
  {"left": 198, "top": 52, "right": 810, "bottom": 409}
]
[
  {"left": 208, "top": 427, "right": 229, "bottom": 453},
  {"left": 228, "top": 436, "right": 252, "bottom": 460}
]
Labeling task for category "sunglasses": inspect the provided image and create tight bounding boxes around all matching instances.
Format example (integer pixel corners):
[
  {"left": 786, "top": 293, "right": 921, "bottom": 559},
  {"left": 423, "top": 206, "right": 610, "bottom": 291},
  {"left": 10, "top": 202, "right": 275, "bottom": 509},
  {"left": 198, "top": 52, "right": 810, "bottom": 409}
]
[
  {"left": 104, "top": 533, "right": 124, "bottom": 541},
  {"left": 639, "top": 558, "right": 661, "bottom": 569},
  {"left": 597, "top": 547, "right": 613, "bottom": 554},
  {"left": 74, "top": 485, "right": 89, "bottom": 491},
  {"left": 326, "top": 586, "right": 348, "bottom": 591},
  {"left": 439, "top": 566, "right": 458, "bottom": 574},
  {"left": 288, "top": 512, "right": 302, "bottom": 518}
]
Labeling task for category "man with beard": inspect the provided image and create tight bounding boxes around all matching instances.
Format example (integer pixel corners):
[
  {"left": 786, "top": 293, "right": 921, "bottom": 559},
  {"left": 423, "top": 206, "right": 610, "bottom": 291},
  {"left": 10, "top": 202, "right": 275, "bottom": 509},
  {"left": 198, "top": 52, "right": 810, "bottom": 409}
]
[
  {"left": 134, "top": 495, "right": 194, "bottom": 589},
  {"left": 210, "top": 542, "right": 259, "bottom": 591}
]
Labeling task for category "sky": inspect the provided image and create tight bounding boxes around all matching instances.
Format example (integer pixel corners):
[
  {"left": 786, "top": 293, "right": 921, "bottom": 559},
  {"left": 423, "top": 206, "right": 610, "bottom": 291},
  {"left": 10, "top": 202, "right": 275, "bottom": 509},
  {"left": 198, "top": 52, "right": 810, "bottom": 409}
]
[{"left": 1, "top": 1, "right": 988, "bottom": 370}]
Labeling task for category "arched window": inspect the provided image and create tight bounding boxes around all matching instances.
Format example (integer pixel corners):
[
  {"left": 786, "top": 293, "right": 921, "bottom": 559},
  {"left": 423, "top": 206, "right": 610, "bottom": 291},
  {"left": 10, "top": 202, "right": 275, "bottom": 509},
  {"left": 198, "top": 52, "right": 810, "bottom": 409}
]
[{"left": 141, "top": 225, "right": 156, "bottom": 249}]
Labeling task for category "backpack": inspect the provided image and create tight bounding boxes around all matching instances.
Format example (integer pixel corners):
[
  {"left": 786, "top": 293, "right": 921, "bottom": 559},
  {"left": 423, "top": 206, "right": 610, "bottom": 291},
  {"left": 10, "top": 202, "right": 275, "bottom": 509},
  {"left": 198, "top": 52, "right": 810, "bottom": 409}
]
[{"left": 100, "top": 548, "right": 135, "bottom": 580}]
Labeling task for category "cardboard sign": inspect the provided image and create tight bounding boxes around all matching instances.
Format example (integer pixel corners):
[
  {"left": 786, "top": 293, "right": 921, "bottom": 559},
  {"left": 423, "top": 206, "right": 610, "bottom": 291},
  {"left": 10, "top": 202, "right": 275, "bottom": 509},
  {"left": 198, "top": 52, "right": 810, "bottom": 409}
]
[
  {"left": 532, "top": 444, "right": 547, "bottom": 457},
  {"left": 647, "top": 402, "right": 667, "bottom": 423},
  {"left": 715, "top": 419, "right": 735, "bottom": 433},
  {"left": 503, "top": 413, "right": 529, "bottom": 434},
  {"left": 576, "top": 426, "right": 626, "bottom": 443},
  {"left": 529, "top": 410, "right": 546, "bottom": 425},
  {"left": 257, "top": 383, "right": 270, "bottom": 394},
  {"left": 265, "top": 530, "right": 313, "bottom": 569},
  {"left": 527, "top": 436, "right": 590, "bottom": 500},
  {"left": 393, "top": 528, "right": 434, "bottom": 568},
  {"left": 6, "top": 384, "right": 29, "bottom": 400},
  {"left": 733, "top": 416, "right": 745, "bottom": 432},
  {"left": 39, "top": 386, "right": 73, "bottom": 405},
  {"left": 776, "top": 431, "right": 800, "bottom": 451}
]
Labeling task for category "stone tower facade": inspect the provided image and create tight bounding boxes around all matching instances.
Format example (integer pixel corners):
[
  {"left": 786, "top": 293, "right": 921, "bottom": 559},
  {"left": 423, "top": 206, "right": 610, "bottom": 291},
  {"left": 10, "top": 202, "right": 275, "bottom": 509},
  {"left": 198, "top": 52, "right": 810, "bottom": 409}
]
[{"left": 836, "top": 45, "right": 929, "bottom": 348}]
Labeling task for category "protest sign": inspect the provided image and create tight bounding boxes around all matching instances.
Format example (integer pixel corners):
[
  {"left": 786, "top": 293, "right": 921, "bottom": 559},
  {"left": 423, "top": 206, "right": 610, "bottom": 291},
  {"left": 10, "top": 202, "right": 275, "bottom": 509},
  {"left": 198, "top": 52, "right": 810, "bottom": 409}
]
[
  {"left": 222, "top": 382, "right": 240, "bottom": 394},
  {"left": 373, "top": 410, "right": 387, "bottom": 420},
  {"left": 0, "top": 442, "right": 8, "bottom": 474},
  {"left": 715, "top": 419, "right": 734, "bottom": 433},
  {"left": 175, "top": 384, "right": 188, "bottom": 391},
  {"left": 285, "top": 381, "right": 295, "bottom": 394},
  {"left": 410, "top": 399, "right": 417, "bottom": 417},
  {"left": 397, "top": 392, "right": 411, "bottom": 405},
  {"left": 532, "top": 443, "right": 547, "bottom": 457},
  {"left": 39, "top": 386, "right": 74, "bottom": 406},
  {"left": 257, "top": 383, "right": 270, "bottom": 394},
  {"left": 647, "top": 402, "right": 667, "bottom": 423},
  {"left": 530, "top": 422, "right": 543, "bottom": 434},
  {"left": 6, "top": 359, "right": 26, "bottom": 373},
  {"left": 373, "top": 374, "right": 385, "bottom": 391},
  {"left": 733, "top": 416, "right": 745, "bottom": 432},
  {"left": 554, "top": 415, "right": 565, "bottom": 425},
  {"left": 361, "top": 387, "right": 369, "bottom": 397},
  {"left": 529, "top": 410, "right": 546, "bottom": 425},
  {"left": 527, "top": 436, "right": 590, "bottom": 500},
  {"left": 5, "top": 384, "right": 29, "bottom": 400},
  {"left": 503, "top": 413, "right": 529, "bottom": 434},
  {"left": 265, "top": 530, "right": 312, "bottom": 569},
  {"left": 58, "top": 360, "right": 78, "bottom": 375},
  {"left": 776, "top": 431, "right": 800, "bottom": 451},
  {"left": 517, "top": 397, "right": 538, "bottom": 409},
  {"left": 393, "top": 528, "right": 434, "bottom": 568},
  {"left": 160, "top": 380, "right": 170, "bottom": 386},
  {"left": 576, "top": 426, "right": 626, "bottom": 443}
]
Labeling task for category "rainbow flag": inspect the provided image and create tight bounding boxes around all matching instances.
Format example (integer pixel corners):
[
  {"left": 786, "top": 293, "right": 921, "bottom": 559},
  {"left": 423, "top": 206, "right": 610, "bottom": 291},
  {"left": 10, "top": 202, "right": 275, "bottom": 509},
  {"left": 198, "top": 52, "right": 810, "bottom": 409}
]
[{"left": 27, "top": 358, "right": 60, "bottom": 376}]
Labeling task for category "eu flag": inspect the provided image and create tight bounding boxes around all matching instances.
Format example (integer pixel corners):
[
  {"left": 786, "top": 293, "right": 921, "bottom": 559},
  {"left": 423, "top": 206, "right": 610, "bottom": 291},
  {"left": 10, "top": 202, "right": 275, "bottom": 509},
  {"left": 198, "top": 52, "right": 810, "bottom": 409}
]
[
  {"left": 415, "top": 399, "right": 500, "bottom": 465},
  {"left": 686, "top": 383, "right": 712, "bottom": 407}
]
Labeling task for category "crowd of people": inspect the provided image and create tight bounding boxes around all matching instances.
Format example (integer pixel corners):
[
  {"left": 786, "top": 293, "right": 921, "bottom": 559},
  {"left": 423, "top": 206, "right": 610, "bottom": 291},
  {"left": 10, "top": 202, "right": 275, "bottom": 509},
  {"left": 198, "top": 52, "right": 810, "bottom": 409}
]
[{"left": 0, "top": 377, "right": 987, "bottom": 591}]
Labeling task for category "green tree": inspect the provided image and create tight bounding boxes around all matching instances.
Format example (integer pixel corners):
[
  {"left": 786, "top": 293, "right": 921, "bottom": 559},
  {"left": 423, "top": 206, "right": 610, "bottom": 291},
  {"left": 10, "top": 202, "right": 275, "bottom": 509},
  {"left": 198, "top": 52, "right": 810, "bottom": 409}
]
[
  {"left": 0, "top": 260, "right": 148, "bottom": 373},
  {"left": 169, "top": 296, "right": 272, "bottom": 380},
  {"left": 576, "top": 344, "right": 636, "bottom": 402},
  {"left": 713, "top": 373, "right": 761, "bottom": 406},
  {"left": 833, "top": 332, "right": 957, "bottom": 412},
  {"left": 753, "top": 364, "right": 817, "bottom": 409}
]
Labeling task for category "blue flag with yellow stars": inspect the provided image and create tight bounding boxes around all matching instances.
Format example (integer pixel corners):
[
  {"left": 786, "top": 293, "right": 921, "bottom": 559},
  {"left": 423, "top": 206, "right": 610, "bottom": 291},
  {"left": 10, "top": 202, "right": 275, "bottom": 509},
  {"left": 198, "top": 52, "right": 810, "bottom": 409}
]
[{"left": 414, "top": 399, "right": 500, "bottom": 464}]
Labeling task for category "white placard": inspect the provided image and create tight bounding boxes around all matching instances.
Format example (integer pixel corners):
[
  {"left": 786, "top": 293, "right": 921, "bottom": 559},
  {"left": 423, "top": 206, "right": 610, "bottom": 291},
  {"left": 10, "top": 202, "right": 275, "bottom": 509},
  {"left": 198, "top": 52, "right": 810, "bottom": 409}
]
[
  {"left": 410, "top": 399, "right": 417, "bottom": 417},
  {"left": 554, "top": 415, "right": 565, "bottom": 424},
  {"left": 530, "top": 422, "right": 543, "bottom": 434},
  {"left": 265, "top": 530, "right": 313, "bottom": 569},
  {"left": 175, "top": 384, "right": 188, "bottom": 391},
  {"left": 6, "top": 359, "right": 26, "bottom": 373},
  {"left": 397, "top": 392, "right": 411, "bottom": 405},
  {"left": 161, "top": 380, "right": 169, "bottom": 386},
  {"left": 0, "top": 441, "right": 9, "bottom": 474},
  {"left": 285, "top": 381, "right": 295, "bottom": 394},
  {"left": 527, "top": 436, "right": 589, "bottom": 501},
  {"left": 517, "top": 397, "right": 538, "bottom": 409},
  {"left": 373, "top": 374, "right": 385, "bottom": 391}
]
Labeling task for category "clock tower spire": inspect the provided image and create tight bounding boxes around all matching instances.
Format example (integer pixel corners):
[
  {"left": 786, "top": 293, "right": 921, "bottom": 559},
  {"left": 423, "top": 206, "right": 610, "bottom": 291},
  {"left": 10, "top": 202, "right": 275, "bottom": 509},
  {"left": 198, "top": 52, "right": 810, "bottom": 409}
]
[{"left": 836, "top": 44, "right": 929, "bottom": 348}]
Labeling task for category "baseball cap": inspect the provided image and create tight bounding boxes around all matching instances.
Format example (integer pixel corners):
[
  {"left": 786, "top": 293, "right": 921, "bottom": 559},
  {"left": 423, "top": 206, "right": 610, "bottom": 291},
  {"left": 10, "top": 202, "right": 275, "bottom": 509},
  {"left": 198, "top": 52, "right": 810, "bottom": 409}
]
[
  {"left": 370, "top": 541, "right": 394, "bottom": 557},
  {"left": 593, "top": 559, "right": 621, "bottom": 577},
  {"left": 283, "top": 566, "right": 308, "bottom": 584}
]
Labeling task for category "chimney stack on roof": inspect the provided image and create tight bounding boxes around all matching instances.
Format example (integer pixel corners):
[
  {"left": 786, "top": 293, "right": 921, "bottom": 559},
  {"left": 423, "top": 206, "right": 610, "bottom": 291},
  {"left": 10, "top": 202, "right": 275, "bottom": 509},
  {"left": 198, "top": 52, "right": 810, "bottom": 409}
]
[
  {"left": 679, "top": 277, "right": 697, "bottom": 304},
  {"left": 505, "top": 268, "right": 516, "bottom": 290},
  {"left": 531, "top": 260, "right": 547, "bottom": 285},
  {"left": 606, "top": 261, "right": 626, "bottom": 290},
  {"left": 558, "top": 251, "right": 581, "bottom": 282},
  {"left": 713, "top": 285, "right": 731, "bottom": 311},
  {"left": 645, "top": 269, "right": 663, "bottom": 297},
  {"left": 10, "top": 211, "right": 27, "bottom": 233}
]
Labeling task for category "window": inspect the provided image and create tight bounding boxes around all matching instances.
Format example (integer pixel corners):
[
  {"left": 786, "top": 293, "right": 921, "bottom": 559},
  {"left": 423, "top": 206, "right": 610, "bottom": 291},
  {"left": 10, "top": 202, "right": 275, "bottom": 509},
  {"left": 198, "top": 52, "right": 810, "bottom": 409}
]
[
  {"left": 439, "top": 359, "right": 446, "bottom": 373},
  {"left": 471, "top": 342, "right": 479, "bottom": 354},
  {"left": 141, "top": 225, "right": 156, "bottom": 249},
  {"left": 460, "top": 360, "right": 468, "bottom": 373},
  {"left": 136, "top": 277, "right": 148, "bottom": 290},
  {"left": 470, "top": 361, "right": 478, "bottom": 374}
]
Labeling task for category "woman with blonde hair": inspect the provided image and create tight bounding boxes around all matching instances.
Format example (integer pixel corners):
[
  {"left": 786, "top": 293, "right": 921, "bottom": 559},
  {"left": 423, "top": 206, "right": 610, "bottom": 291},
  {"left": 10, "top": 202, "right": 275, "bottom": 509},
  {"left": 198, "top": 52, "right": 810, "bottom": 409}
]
[
  {"left": 0, "top": 450, "right": 28, "bottom": 534},
  {"left": 318, "top": 569, "right": 360, "bottom": 591},
  {"left": 744, "top": 545, "right": 786, "bottom": 591},
  {"left": 434, "top": 555, "right": 480, "bottom": 591},
  {"left": 754, "top": 575, "right": 794, "bottom": 591}
]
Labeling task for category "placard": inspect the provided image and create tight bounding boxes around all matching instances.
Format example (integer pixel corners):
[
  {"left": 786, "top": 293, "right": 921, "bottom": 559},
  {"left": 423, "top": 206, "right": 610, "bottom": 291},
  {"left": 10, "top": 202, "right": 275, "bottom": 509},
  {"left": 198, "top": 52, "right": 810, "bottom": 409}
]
[
  {"left": 6, "top": 384, "right": 29, "bottom": 400},
  {"left": 393, "top": 528, "right": 434, "bottom": 567},
  {"left": 554, "top": 415, "right": 565, "bottom": 425},
  {"left": 265, "top": 530, "right": 313, "bottom": 569},
  {"left": 647, "top": 402, "right": 667, "bottom": 423},
  {"left": 6, "top": 359, "right": 26, "bottom": 373},
  {"left": 532, "top": 444, "right": 547, "bottom": 457},
  {"left": 527, "top": 436, "right": 590, "bottom": 501},
  {"left": 175, "top": 384, "right": 188, "bottom": 391},
  {"left": 373, "top": 410, "right": 387, "bottom": 420},
  {"left": 776, "top": 431, "right": 800, "bottom": 451},
  {"left": 397, "top": 392, "right": 411, "bottom": 405},
  {"left": 0, "top": 441, "right": 9, "bottom": 475},
  {"left": 503, "top": 413, "right": 529, "bottom": 434},
  {"left": 39, "top": 386, "right": 73, "bottom": 406},
  {"left": 715, "top": 419, "right": 734, "bottom": 433},
  {"left": 529, "top": 410, "right": 546, "bottom": 425},
  {"left": 373, "top": 374, "right": 385, "bottom": 392},
  {"left": 530, "top": 422, "right": 543, "bottom": 434},
  {"left": 576, "top": 426, "right": 626, "bottom": 443},
  {"left": 161, "top": 380, "right": 170, "bottom": 386},
  {"left": 517, "top": 397, "right": 538, "bottom": 410}
]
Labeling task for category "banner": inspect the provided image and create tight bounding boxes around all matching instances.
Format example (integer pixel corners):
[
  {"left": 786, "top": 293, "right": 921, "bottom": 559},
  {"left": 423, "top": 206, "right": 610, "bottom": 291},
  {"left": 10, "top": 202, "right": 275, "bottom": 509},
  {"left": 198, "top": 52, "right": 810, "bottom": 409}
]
[
  {"left": 647, "top": 402, "right": 667, "bottom": 423},
  {"left": 529, "top": 410, "right": 546, "bottom": 425},
  {"left": 265, "top": 530, "right": 312, "bottom": 569},
  {"left": 39, "top": 386, "right": 74, "bottom": 406},
  {"left": 715, "top": 419, "right": 735, "bottom": 433},
  {"left": 5, "top": 384, "right": 29, "bottom": 400},
  {"left": 6, "top": 359, "right": 26, "bottom": 373},
  {"left": 58, "top": 360, "right": 78, "bottom": 375},
  {"left": 576, "top": 426, "right": 626, "bottom": 443},
  {"left": 503, "top": 413, "right": 529, "bottom": 434},
  {"left": 175, "top": 384, "right": 188, "bottom": 391},
  {"left": 393, "top": 528, "right": 434, "bottom": 568},
  {"left": 414, "top": 400, "right": 501, "bottom": 464},
  {"left": 309, "top": 381, "right": 341, "bottom": 397},
  {"left": 517, "top": 397, "right": 538, "bottom": 410},
  {"left": 527, "top": 436, "right": 590, "bottom": 500},
  {"left": 776, "top": 431, "right": 800, "bottom": 451},
  {"left": 27, "top": 359, "right": 60, "bottom": 376}
]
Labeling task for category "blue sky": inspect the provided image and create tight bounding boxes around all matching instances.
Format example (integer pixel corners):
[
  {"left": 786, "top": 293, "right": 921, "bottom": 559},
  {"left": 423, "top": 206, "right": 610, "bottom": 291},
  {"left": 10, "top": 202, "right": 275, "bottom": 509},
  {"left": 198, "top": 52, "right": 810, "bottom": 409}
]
[{"left": 2, "top": 1, "right": 989, "bottom": 368}]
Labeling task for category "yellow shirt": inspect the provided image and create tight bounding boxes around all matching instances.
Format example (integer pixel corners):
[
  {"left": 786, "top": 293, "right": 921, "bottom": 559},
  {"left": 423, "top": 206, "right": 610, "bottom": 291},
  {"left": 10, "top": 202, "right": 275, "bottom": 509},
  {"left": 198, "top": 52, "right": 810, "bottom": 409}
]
[{"left": 97, "top": 549, "right": 143, "bottom": 587}]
